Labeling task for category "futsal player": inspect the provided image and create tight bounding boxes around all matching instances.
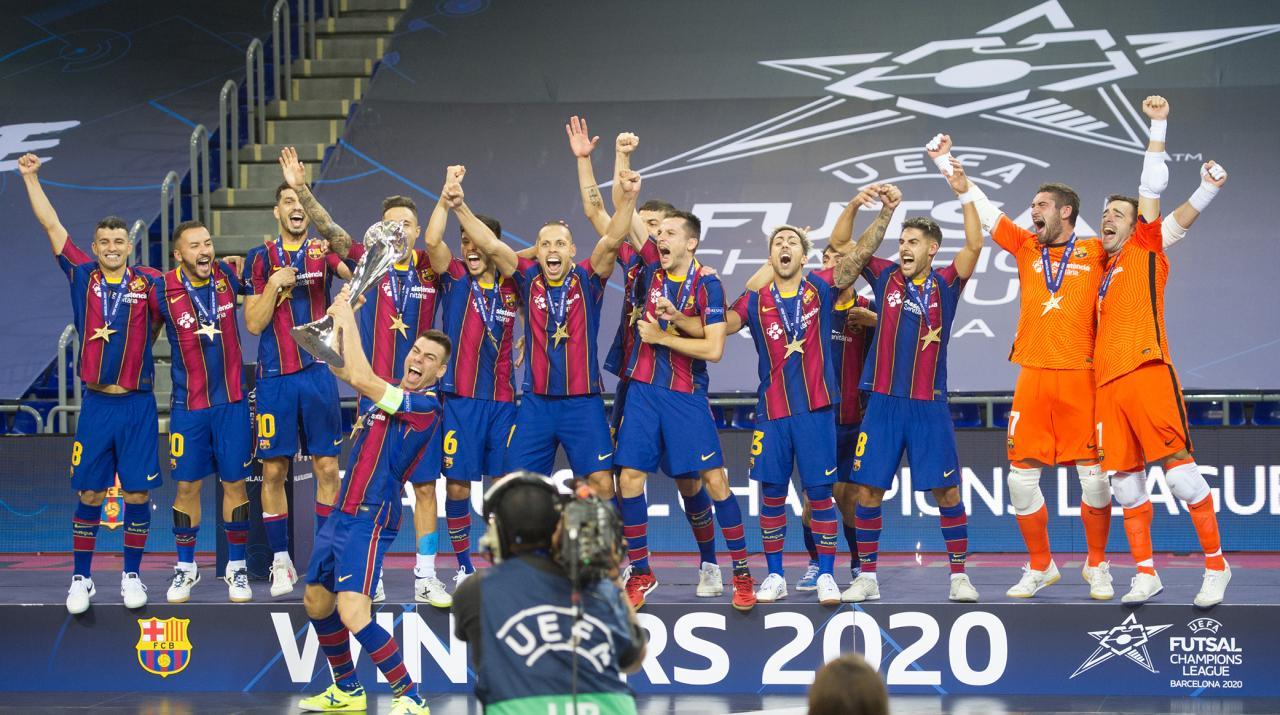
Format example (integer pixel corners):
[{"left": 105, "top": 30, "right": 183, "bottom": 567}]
[
  {"left": 19, "top": 153, "right": 161, "bottom": 613},
  {"left": 240, "top": 153, "right": 349, "bottom": 598},
  {"left": 842, "top": 162, "right": 983, "bottom": 604},
  {"left": 298, "top": 285, "right": 446, "bottom": 715},
  {"left": 151, "top": 221, "right": 256, "bottom": 603}
]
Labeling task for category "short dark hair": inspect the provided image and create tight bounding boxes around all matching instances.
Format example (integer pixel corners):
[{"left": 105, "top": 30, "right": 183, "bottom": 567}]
[
  {"left": 275, "top": 182, "right": 296, "bottom": 203},
  {"left": 664, "top": 209, "right": 702, "bottom": 242},
  {"left": 807, "top": 654, "right": 889, "bottom": 715},
  {"left": 1037, "top": 182, "right": 1081, "bottom": 226},
  {"left": 471, "top": 213, "right": 502, "bottom": 239},
  {"left": 382, "top": 195, "right": 418, "bottom": 216},
  {"left": 417, "top": 328, "right": 452, "bottom": 360},
  {"left": 639, "top": 199, "right": 676, "bottom": 215},
  {"left": 494, "top": 481, "right": 561, "bottom": 553},
  {"left": 901, "top": 216, "right": 942, "bottom": 243},
  {"left": 172, "top": 219, "right": 206, "bottom": 245},
  {"left": 1105, "top": 194, "right": 1139, "bottom": 219},
  {"left": 95, "top": 216, "right": 128, "bottom": 234}
]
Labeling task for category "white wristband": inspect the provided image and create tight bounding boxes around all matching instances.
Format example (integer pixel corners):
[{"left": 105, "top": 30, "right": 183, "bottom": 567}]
[
  {"left": 932, "top": 153, "right": 955, "bottom": 176},
  {"left": 1148, "top": 119, "right": 1167, "bottom": 143},
  {"left": 957, "top": 186, "right": 981, "bottom": 205},
  {"left": 1188, "top": 180, "right": 1219, "bottom": 212}
]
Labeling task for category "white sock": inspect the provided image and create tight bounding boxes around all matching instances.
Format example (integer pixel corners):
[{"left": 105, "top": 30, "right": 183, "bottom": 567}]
[
  {"left": 227, "top": 559, "right": 247, "bottom": 573},
  {"left": 863, "top": 572, "right": 878, "bottom": 582},
  {"left": 415, "top": 553, "right": 436, "bottom": 579},
  {"left": 273, "top": 550, "right": 291, "bottom": 564},
  {"left": 177, "top": 561, "right": 197, "bottom": 572}
]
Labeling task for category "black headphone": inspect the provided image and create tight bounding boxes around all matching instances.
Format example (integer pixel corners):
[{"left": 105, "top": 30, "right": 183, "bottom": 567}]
[{"left": 480, "top": 471, "right": 563, "bottom": 563}]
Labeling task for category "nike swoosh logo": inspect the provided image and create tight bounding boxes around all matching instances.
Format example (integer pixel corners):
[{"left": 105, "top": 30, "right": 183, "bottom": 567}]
[
  {"left": 1086, "top": 443, "right": 1097, "bottom": 450},
  {"left": 825, "top": 467, "right": 837, "bottom": 476},
  {"left": 146, "top": 473, "right": 160, "bottom": 482},
  {"left": 1163, "top": 437, "right": 1176, "bottom": 446},
  {"left": 761, "top": 306, "right": 776, "bottom": 312},
  {"left": 332, "top": 438, "right": 343, "bottom": 446},
  {"left": 701, "top": 452, "right": 716, "bottom": 461},
  {"left": 337, "top": 574, "right": 352, "bottom": 583},
  {"left": 243, "top": 458, "right": 255, "bottom": 468},
  {"left": 170, "top": 295, "right": 185, "bottom": 304},
  {"left": 944, "top": 470, "right": 956, "bottom": 478},
  {"left": 598, "top": 452, "right": 613, "bottom": 460}
]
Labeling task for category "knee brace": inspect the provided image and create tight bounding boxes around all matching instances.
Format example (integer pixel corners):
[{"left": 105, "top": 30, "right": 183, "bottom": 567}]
[
  {"left": 1165, "top": 462, "right": 1211, "bottom": 505},
  {"left": 1006, "top": 467, "right": 1044, "bottom": 516},
  {"left": 1077, "top": 463, "right": 1112, "bottom": 509},
  {"left": 1110, "top": 471, "right": 1149, "bottom": 509}
]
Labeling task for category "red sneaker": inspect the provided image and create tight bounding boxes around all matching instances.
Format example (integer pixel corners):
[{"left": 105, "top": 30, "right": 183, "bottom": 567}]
[
  {"left": 625, "top": 571, "right": 658, "bottom": 609},
  {"left": 731, "top": 573, "right": 757, "bottom": 612}
]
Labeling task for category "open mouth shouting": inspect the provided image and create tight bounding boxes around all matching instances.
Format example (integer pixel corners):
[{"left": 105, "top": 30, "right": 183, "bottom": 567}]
[
  {"left": 466, "top": 251, "right": 484, "bottom": 273},
  {"left": 287, "top": 210, "right": 307, "bottom": 235}
]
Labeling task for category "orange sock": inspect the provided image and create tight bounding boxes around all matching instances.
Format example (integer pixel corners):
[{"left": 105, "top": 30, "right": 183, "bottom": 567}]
[
  {"left": 1080, "top": 502, "right": 1112, "bottom": 568},
  {"left": 1188, "top": 495, "right": 1226, "bottom": 571},
  {"left": 1122, "top": 501, "right": 1156, "bottom": 575},
  {"left": 1016, "top": 504, "right": 1052, "bottom": 571}
]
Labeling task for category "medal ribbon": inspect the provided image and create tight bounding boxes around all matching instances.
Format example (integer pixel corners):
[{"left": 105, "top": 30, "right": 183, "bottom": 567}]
[
  {"left": 903, "top": 273, "right": 935, "bottom": 329},
  {"left": 769, "top": 282, "right": 806, "bottom": 343},
  {"left": 99, "top": 267, "right": 132, "bottom": 328},
  {"left": 1099, "top": 256, "right": 1120, "bottom": 301},
  {"left": 179, "top": 267, "right": 219, "bottom": 327},
  {"left": 547, "top": 272, "right": 577, "bottom": 328},
  {"left": 387, "top": 267, "right": 415, "bottom": 318},
  {"left": 1040, "top": 233, "right": 1076, "bottom": 295},
  {"left": 658, "top": 258, "right": 698, "bottom": 331},
  {"left": 469, "top": 276, "right": 502, "bottom": 346}
]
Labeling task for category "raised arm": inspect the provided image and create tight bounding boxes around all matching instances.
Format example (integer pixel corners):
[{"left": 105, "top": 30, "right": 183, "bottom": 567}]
[
  {"left": 424, "top": 165, "right": 463, "bottom": 275},
  {"left": 566, "top": 116, "right": 611, "bottom": 237},
  {"left": 1164, "top": 161, "right": 1227, "bottom": 246},
  {"left": 1138, "top": 95, "right": 1169, "bottom": 222},
  {"left": 590, "top": 170, "right": 640, "bottom": 277},
  {"left": 829, "top": 184, "right": 884, "bottom": 253},
  {"left": 613, "top": 133, "right": 648, "bottom": 251},
  {"left": 833, "top": 185, "right": 900, "bottom": 288},
  {"left": 951, "top": 158, "right": 984, "bottom": 280},
  {"left": 17, "top": 154, "right": 70, "bottom": 255},
  {"left": 327, "top": 286, "right": 388, "bottom": 400},
  {"left": 927, "top": 134, "right": 1003, "bottom": 234},
  {"left": 447, "top": 182, "right": 519, "bottom": 277},
  {"left": 280, "top": 146, "right": 352, "bottom": 258}
]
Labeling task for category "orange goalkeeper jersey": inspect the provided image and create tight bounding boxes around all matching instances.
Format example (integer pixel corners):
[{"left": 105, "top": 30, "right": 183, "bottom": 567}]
[
  {"left": 991, "top": 215, "right": 1107, "bottom": 370},
  {"left": 1094, "top": 216, "right": 1170, "bottom": 387}
]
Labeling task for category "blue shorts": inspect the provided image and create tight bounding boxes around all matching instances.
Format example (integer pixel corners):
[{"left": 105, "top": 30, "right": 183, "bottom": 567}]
[
  {"left": 615, "top": 381, "right": 723, "bottom": 475},
  {"left": 748, "top": 408, "right": 837, "bottom": 488},
  {"left": 442, "top": 394, "right": 516, "bottom": 481},
  {"left": 70, "top": 390, "right": 161, "bottom": 492},
  {"left": 504, "top": 393, "right": 613, "bottom": 476},
  {"left": 253, "top": 362, "right": 342, "bottom": 459},
  {"left": 305, "top": 502, "right": 398, "bottom": 596},
  {"left": 836, "top": 422, "right": 861, "bottom": 484},
  {"left": 169, "top": 400, "right": 253, "bottom": 482},
  {"left": 853, "top": 392, "right": 961, "bottom": 492},
  {"left": 359, "top": 395, "right": 442, "bottom": 483}
]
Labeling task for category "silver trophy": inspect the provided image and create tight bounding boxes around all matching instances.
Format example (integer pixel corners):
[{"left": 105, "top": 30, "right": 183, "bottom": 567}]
[{"left": 292, "top": 220, "right": 409, "bottom": 367}]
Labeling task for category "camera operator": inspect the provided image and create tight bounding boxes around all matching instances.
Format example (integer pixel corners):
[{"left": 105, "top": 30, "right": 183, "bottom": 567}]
[{"left": 453, "top": 471, "right": 647, "bottom": 714}]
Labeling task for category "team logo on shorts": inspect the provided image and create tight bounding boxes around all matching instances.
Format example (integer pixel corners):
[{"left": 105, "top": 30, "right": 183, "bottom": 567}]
[
  {"left": 136, "top": 617, "right": 192, "bottom": 678},
  {"left": 1007, "top": 437, "right": 1015, "bottom": 450},
  {"left": 853, "top": 459, "right": 861, "bottom": 471},
  {"left": 443, "top": 456, "right": 454, "bottom": 470},
  {"left": 259, "top": 438, "right": 271, "bottom": 451}
]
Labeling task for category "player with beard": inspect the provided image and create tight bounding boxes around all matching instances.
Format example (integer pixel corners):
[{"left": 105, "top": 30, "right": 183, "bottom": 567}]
[
  {"left": 450, "top": 169, "right": 634, "bottom": 500},
  {"left": 241, "top": 155, "right": 351, "bottom": 599},
  {"left": 722, "top": 200, "right": 884, "bottom": 605},
  {"left": 290, "top": 159, "right": 448, "bottom": 605},
  {"left": 841, "top": 160, "right": 983, "bottom": 604},
  {"left": 19, "top": 154, "right": 163, "bottom": 613},
  {"left": 150, "top": 221, "right": 256, "bottom": 603}
]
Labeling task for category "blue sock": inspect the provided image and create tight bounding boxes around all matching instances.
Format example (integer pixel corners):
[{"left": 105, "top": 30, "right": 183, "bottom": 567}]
[
  {"left": 760, "top": 482, "right": 788, "bottom": 576},
  {"left": 713, "top": 495, "right": 750, "bottom": 576},
  {"left": 311, "top": 610, "right": 359, "bottom": 688},
  {"left": 353, "top": 621, "right": 416, "bottom": 699},
  {"left": 854, "top": 505, "right": 882, "bottom": 574},
  {"left": 315, "top": 503, "right": 332, "bottom": 533},
  {"left": 224, "top": 520, "right": 249, "bottom": 563},
  {"left": 801, "top": 523, "right": 819, "bottom": 564},
  {"left": 122, "top": 501, "right": 150, "bottom": 573},
  {"left": 445, "top": 498, "right": 473, "bottom": 573},
  {"left": 263, "top": 511, "right": 289, "bottom": 554},
  {"left": 619, "top": 494, "right": 650, "bottom": 573},
  {"left": 174, "top": 525, "right": 198, "bottom": 565},
  {"left": 72, "top": 502, "right": 101, "bottom": 578},
  {"left": 680, "top": 486, "right": 717, "bottom": 565},
  {"left": 806, "top": 486, "right": 838, "bottom": 576}
]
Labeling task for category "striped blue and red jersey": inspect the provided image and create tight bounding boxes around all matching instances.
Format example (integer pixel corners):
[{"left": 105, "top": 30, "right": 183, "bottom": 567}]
[
  {"left": 731, "top": 269, "right": 840, "bottom": 420},
  {"left": 438, "top": 259, "right": 519, "bottom": 401},
  {"left": 57, "top": 238, "right": 161, "bottom": 391},
  {"left": 243, "top": 237, "right": 344, "bottom": 378},
  {"left": 832, "top": 293, "right": 876, "bottom": 425},
  {"left": 513, "top": 257, "right": 607, "bottom": 396},
  {"left": 150, "top": 263, "right": 248, "bottom": 410},
  {"left": 603, "top": 240, "right": 660, "bottom": 378},
  {"left": 338, "top": 387, "right": 442, "bottom": 517},
  {"left": 624, "top": 258, "right": 725, "bottom": 394},
  {"left": 346, "top": 246, "right": 439, "bottom": 383},
  {"left": 859, "top": 257, "right": 964, "bottom": 402}
]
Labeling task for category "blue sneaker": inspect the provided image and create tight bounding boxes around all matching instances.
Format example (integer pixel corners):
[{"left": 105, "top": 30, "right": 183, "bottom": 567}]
[{"left": 795, "top": 562, "right": 820, "bottom": 592}]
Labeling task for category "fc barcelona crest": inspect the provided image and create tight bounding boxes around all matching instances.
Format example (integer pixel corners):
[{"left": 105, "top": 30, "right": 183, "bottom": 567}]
[{"left": 136, "top": 617, "right": 192, "bottom": 678}]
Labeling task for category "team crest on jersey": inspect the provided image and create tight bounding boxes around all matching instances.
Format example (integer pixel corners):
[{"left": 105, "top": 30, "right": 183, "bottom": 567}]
[
  {"left": 503, "top": 292, "right": 517, "bottom": 308},
  {"left": 307, "top": 244, "right": 324, "bottom": 260},
  {"left": 1076, "top": 247, "right": 1089, "bottom": 258},
  {"left": 136, "top": 617, "right": 192, "bottom": 678},
  {"left": 418, "top": 267, "right": 437, "bottom": 282},
  {"left": 215, "top": 279, "right": 228, "bottom": 294},
  {"left": 802, "top": 290, "right": 814, "bottom": 305},
  {"left": 129, "top": 277, "right": 148, "bottom": 293}
]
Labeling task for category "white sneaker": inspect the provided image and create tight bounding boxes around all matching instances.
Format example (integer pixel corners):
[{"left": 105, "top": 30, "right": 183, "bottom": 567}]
[
  {"left": 224, "top": 568, "right": 252, "bottom": 603},
  {"left": 815, "top": 573, "right": 841, "bottom": 606},
  {"left": 1082, "top": 561, "right": 1115, "bottom": 600},
  {"left": 453, "top": 566, "right": 473, "bottom": 590},
  {"left": 121, "top": 572, "right": 148, "bottom": 609},
  {"left": 372, "top": 574, "right": 386, "bottom": 603},
  {"left": 415, "top": 576, "right": 453, "bottom": 607},
  {"left": 1121, "top": 571, "right": 1163, "bottom": 605},
  {"left": 695, "top": 562, "right": 723, "bottom": 598},
  {"left": 1193, "top": 563, "right": 1231, "bottom": 608},
  {"left": 66, "top": 575, "right": 95, "bottom": 614},
  {"left": 755, "top": 573, "right": 788, "bottom": 603},
  {"left": 269, "top": 558, "right": 298, "bottom": 597},
  {"left": 1006, "top": 561, "right": 1060, "bottom": 598},
  {"left": 949, "top": 573, "right": 979, "bottom": 603},
  {"left": 166, "top": 568, "right": 200, "bottom": 603},
  {"left": 795, "top": 562, "right": 821, "bottom": 592},
  {"left": 841, "top": 574, "right": 880, "bottom": 603}
]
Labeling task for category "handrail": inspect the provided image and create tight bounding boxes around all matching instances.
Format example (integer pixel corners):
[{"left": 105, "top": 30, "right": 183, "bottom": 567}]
[
  {"left": 272, "top": 0, "right": 293, "bottom": 102},
  {"left": 159, "top": 171, "right": 181, "bottom": 272},
  {"left": 299, "top": 0, "right": 316, "bottom": 62},
  {"left": 0, "top": 405, "right": 44, "bottom": 435},
  {"left": 45, "top": 405, "right": 79, "bottom": 434},
  {"left": 218, "top": 80, "right": 241, "bottom": 190},
  {"left": 55, "top": 324, "right": 79, "bottom": 433},
  {"left": 189, "top": 124, "right": 211, "bottom": 228},
  {"left": 128, "top": 219, "right": 147, "bottom": 266},
  {"left": 245, "top": 39, "right": 266, "bottom": 145}
]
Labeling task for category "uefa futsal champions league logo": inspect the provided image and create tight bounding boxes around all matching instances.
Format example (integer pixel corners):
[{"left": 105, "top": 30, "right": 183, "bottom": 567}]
[{"left": 634, "top": 0, "right": 1280, "bottom": 181}]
